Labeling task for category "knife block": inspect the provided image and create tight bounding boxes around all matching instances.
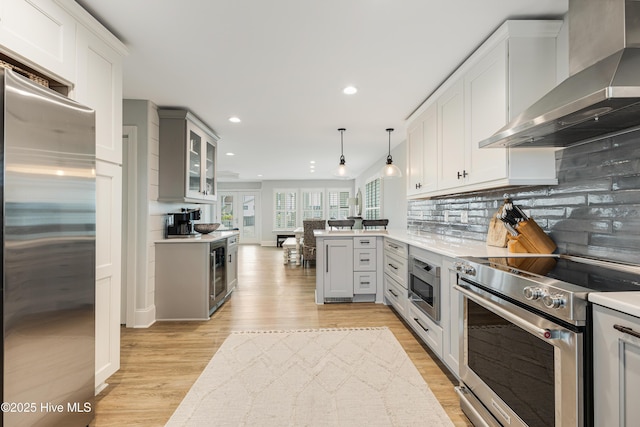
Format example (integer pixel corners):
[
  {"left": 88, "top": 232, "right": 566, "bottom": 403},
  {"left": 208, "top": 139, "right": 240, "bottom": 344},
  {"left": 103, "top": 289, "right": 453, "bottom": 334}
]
[{"left": 507, "top": 219, "right": 557, "bottom": 254}]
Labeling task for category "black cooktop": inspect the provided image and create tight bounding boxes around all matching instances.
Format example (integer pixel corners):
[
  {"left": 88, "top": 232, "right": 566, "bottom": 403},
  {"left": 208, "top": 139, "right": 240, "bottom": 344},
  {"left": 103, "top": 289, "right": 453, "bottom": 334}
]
[{"left": 485, "top": 255, "right": 640, "bottom": 293}]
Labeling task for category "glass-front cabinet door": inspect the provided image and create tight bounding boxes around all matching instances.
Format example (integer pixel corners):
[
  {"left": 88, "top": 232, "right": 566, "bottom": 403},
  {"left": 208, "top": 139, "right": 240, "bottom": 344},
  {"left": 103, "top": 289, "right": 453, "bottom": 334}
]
[
  {"left": 203, "top": 137, "right": 216, "bottom": 202},
  {"left": 185, "top": 120, "right": 217, "bottom": 201},
  {"left": 186, "top": 126, "right": 203, "bottom": 199}
]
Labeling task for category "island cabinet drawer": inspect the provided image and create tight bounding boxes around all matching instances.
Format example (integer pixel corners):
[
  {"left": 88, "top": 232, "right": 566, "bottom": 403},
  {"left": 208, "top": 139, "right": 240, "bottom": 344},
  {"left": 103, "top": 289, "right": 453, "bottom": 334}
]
[
  {"left": 354, "top": 249, "right": 376, "bottom": 271},
  {"left": 354, "top": 236, "right": 376, "bottom": 249},
  {"left": 407, "top": 302, "right": 443, "bottom": 358},
  {"left": 354, "top": 271, "right": 377, "bottom": 294},
  {"left": 384, "top": 252, "right": 407, "bottom": 288},
  {"left": 384, "top": 274, "right": 407, "bottom": 318},
  {"left": 384, "top": 239, "right": 408, "bottom": 259}
]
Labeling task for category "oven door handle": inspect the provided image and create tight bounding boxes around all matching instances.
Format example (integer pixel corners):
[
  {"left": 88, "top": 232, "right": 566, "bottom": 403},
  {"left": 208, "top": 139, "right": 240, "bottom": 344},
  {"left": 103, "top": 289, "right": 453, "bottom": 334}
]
[{"left": 454, "top": 284, "right": 560, "bottom": 341}]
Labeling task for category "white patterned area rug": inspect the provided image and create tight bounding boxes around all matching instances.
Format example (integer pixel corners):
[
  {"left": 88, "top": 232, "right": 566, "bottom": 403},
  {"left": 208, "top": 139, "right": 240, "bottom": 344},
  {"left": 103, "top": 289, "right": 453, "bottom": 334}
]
[{"left": 166, "top": 327, "right": 454, "bottom": 427}]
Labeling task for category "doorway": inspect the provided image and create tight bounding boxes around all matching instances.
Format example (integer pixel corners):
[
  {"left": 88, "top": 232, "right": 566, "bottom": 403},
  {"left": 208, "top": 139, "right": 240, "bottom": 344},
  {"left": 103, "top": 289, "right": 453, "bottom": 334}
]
[{"left": 218, "top": 192, "right": 260, "bottom": 244}]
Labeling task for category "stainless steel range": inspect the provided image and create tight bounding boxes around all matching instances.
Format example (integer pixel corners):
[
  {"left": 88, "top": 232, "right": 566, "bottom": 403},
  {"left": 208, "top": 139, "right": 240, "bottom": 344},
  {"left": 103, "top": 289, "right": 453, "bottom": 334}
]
[{"left": 453, "top": 254, "right": 640, "bottom": 427}]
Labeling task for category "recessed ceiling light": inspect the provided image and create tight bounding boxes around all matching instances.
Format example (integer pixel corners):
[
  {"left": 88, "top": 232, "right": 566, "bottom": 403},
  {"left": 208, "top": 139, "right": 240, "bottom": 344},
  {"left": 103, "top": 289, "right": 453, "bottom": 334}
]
[
  {"left": 257, "top": 174, "right": 263, "bottom": 177},
  {"left": 343, "top": 86, "right": 357, "bottom": 95},
  {"left": 226, "top": 152, "right": 235, "bottom": 156},
  {"left": 310, "top": 160, "right": 316, "bottom": 164},
  {"left": 229, "top": 116, "right": 241, "bottom": 123}
]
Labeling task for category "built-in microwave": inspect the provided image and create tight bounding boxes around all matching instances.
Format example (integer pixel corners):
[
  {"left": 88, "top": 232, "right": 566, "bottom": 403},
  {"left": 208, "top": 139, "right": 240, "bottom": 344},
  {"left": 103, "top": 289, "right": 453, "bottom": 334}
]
[{"left": 408, "top": 256, "right": 440, "bottom": 323}]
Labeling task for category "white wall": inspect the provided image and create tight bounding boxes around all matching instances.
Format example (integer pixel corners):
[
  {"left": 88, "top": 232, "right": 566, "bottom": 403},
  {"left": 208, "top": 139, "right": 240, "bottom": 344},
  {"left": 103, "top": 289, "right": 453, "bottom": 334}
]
[{"left": 354, "top": 140, "right": 407, "bottom": 232}]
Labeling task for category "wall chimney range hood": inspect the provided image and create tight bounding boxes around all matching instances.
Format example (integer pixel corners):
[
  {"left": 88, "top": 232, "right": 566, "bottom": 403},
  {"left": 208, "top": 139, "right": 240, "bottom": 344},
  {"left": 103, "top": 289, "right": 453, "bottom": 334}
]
[{"left": 481, "top": 0, "right": 640, "bottom": 149}]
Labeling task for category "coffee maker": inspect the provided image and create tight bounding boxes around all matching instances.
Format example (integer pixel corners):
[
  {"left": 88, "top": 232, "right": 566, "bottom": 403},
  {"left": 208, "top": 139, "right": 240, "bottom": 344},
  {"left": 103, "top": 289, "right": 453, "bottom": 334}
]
[{"left": 166, "top": 208, "right": 201, "bottom": 238}]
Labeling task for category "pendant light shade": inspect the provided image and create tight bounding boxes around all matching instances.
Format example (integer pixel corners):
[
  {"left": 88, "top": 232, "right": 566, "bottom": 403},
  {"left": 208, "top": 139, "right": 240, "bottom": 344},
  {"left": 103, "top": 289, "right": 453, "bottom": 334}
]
[
  {"left": 334, "top": 128, "right": 349, "bottom": 178},
  {"left": 381, "top": 128, "right": 402, "bottom": 178}
]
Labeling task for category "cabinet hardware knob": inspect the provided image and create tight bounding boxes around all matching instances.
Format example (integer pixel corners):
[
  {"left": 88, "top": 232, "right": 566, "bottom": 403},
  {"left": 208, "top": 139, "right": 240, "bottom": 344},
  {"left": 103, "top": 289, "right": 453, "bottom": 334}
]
[
  {"left": 457, "top": 170, "right": 469, "bottom": 179},
  {"left": 415, "top": 183, "right": 422, "bottom": 189}
]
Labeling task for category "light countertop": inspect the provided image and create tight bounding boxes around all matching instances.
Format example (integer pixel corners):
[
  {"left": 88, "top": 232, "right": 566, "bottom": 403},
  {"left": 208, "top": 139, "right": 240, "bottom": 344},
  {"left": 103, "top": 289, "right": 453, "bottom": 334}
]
[
  {"left": 155, "top": 230, "right": 239, "bottom": 244},
  {"left": 589, "top": 293, "right": 640, "bottom": 318},
  {"left": 315, "top": 229, "right": 510, "bottom": 259},
  {"left": 317, "top": 228, "right": 640, "bottom": 318}
]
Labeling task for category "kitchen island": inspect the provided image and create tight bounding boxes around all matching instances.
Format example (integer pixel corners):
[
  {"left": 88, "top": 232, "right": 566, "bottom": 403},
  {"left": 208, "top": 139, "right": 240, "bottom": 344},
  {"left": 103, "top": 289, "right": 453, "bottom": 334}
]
[
  {"left": 314, "top": 228, "right": 510, "bottom": 305},
  {"left": 315, "top": 228, "right": 511, "bottom": 379}
]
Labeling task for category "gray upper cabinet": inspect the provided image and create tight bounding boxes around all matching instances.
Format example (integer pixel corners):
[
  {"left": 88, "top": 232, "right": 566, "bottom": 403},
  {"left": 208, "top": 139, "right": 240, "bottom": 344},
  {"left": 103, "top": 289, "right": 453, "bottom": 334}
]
[{"left": 159, "top": 108, "right": 219, "bottom": 203}]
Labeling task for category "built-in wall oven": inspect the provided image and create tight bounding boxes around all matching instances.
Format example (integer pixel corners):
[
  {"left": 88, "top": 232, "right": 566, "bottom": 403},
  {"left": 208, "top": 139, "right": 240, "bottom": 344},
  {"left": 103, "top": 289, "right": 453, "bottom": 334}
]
[
  {"left": 409, "top": 255, "right": 440, "bottom": 323},
  {"left": 209, "top": 240, "right": 227, "bottom": 314},
  {"left": 453, "top": 255, "right": 640, "bottom": 427}
]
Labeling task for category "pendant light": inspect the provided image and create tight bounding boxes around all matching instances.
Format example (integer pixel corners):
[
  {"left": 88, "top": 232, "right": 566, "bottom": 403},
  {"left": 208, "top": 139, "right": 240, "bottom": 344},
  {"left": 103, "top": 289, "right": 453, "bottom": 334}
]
[
  {"left": 381, "top": 128, "right": 402, "bottom": 178},
  {"left": 334, "top": 128, "right": 348, "bottom": 178}
]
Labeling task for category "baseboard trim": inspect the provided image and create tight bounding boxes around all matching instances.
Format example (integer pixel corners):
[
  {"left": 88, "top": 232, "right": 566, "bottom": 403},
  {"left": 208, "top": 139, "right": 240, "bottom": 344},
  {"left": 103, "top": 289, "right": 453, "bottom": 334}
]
[{"left": 134, "top": 306, "right": 156, "bottom": 328}]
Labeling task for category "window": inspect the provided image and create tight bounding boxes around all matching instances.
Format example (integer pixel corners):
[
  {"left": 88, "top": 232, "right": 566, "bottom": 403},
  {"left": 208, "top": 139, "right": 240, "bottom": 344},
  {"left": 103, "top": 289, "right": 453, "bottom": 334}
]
[
  {"left": 328, "top": 190, "right": 350, "bottom": 219},
  {"left": 302, "top": 190, "right": 323, "bottom": 220},
  {"left": 364, "top": 178, "right": 381, "bottom": 220},
  {"left": 273, "top": 187, "right": 351, "bottom": 229},
  {"left": 274, "top": 190, "right": 297, "bottom": 229}
]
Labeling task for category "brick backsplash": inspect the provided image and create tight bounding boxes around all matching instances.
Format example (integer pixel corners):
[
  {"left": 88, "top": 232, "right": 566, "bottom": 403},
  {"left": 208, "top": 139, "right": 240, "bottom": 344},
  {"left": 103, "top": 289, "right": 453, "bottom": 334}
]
[{"left": 407, "top": 130, "right": 640, "bottom": 264}]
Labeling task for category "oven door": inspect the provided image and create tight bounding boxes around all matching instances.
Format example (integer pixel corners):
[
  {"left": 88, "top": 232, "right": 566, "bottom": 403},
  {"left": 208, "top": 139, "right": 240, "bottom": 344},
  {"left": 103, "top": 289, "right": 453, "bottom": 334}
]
[{"left": 454, "top": 280, "right": 583, "bottom": 427}]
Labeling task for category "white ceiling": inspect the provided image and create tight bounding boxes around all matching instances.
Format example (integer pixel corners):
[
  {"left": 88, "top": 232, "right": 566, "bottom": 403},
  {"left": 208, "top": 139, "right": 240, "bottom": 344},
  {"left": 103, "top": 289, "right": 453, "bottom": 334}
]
[{"left": 76, "top": 0, "right": 568, "bottom": 182}]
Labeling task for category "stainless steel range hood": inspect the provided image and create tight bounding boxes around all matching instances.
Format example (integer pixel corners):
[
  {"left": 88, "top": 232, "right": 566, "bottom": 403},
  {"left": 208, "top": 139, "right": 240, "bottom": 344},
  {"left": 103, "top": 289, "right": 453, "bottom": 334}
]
[{"left": 481, "top": 0, "right": 640, "bottom": 148}]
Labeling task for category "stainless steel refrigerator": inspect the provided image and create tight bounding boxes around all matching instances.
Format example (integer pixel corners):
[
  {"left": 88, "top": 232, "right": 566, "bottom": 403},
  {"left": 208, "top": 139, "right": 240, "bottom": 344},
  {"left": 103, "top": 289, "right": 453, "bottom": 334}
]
[{"left": 1, "top": 69, "right": 96, "bottom": 426}]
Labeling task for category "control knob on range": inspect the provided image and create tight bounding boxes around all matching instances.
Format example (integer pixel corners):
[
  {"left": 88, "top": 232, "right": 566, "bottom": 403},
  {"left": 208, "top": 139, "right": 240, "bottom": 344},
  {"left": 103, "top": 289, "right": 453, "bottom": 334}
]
[
  {"left": 454, "top": 262, "right": 476, "bottom": 276},
  {"left": 523, "top": 286, "right": 543, "bottom": 300},
  {"left": 542, "top": 293, "right": 566, "bottom": 309}
]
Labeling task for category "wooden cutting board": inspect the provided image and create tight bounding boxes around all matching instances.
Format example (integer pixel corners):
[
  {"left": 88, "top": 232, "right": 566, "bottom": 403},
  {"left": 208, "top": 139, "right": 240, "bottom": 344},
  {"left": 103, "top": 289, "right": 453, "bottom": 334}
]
[{"left": 486, "top": 212, "right": 508, "bottom": 247}]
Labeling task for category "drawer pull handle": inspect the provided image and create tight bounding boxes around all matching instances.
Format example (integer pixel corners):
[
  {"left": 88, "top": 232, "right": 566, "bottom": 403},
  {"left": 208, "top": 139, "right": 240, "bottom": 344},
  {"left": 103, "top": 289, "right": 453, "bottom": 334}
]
[
  {"left": 389, "top": 244, "right": 399, "bottom": 249},
  {"left": 361, "top": 258, "right": 370, "bottom": 262},
  {"left": 389, "top": 289, "right": 399, "bottom": 298},
  {"left": 361, "top": 240, "right": 370, "bottom": 244},
  {"left": 360, "top": 281, "right": 370, "bottom": 285},
  {"left": 614, "top": 324, "right": 640, "bottom": 339},
  {"left": 413, "top": 318, "right": 429, "bottom": 333},
  {"left": 388, "top": 263, "right": 398, "bottom": 270}
]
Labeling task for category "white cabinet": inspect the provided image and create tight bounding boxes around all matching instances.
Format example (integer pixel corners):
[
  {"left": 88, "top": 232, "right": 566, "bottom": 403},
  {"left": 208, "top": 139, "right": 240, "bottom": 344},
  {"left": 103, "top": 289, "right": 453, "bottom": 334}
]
[
  {"left": 407, "top": 103, "right": 437, "bottom": 196},
  {"left": 441, "top": 259, "right": 462, "bottom": 377},
  {"left": 437, "top": 80, "right": 466, "bottom": 190},
  {"left": 593, "top": 304, "right": 640, "bottom": 426},
  {"left": 0, "top": 0, "right": 76, "bottom": 82},
  {"left": 75, "top": 23, "right": 124, "bottom": 164},
  {"left": 317, "top": 235, "right": 384, "bottom": 303},
  {"left": 158, "top": 109, "right": 219, "bottom": 203},
  {"left": 406, "top": 20, "right": 561, "bottom": 199},
  {"left": 323, "top": 239, "right": 354, "bottom": 300},
  {"left": 408, "top": 301, "right": 443, "bottom": 358},
  {"left": 353, "top": 236, "right": 377, "bottom": 294},
  {"left": 383, "top": 238, "right": 408, "bottom": 318},
  {"left": 95, "top": 160, "right": 121, "bottom": 390}
]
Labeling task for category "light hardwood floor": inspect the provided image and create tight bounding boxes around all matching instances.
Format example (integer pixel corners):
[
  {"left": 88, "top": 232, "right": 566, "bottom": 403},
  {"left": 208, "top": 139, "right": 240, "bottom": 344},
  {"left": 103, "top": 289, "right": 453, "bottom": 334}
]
[{"left": 91, "top": 245, "right": 472, "bottom": 426}]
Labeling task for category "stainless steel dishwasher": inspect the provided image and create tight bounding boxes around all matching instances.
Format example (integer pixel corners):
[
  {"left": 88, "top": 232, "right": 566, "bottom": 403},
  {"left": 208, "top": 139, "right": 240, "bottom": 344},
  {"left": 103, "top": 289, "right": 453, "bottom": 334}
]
[{"left": 209, "top": 240, "right": 227, "bottom": 313}]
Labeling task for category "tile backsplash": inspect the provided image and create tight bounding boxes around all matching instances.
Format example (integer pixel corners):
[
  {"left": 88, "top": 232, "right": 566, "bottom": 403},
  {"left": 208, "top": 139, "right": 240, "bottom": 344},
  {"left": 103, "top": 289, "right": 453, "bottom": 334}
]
[{"left": 407, "top": 129, "right": 640, "bottom": 264}]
